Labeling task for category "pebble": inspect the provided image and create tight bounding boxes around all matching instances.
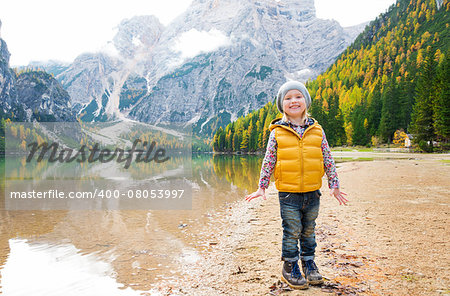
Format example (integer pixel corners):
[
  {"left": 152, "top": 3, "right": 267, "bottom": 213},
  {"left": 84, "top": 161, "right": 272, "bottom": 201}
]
[{"left": 178, "top": 223, "right": 188, "bottom": 229}]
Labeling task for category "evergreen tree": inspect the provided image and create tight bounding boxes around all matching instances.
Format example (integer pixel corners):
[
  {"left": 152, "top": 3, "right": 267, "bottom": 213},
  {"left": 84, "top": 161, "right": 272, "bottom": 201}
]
[
  {"left": 397, "top": 77, "right": 414, "bottom": 130},
  {"left": 433, "top": 50, "right": 450, "bottom": 145},
  {"left": 248, "top": 122, "right": 258, "bottom": 152},
  {"left": 326, "top": 94, "right": 346, "bottom": 146},
  {"left": 379, "top": 79, "right": 400, "bottom": 142},
  {"left": 410, "top": 47, "right": 437, "bottom": 151},
  {"left": 367, "top": 83, "right": 383, "bottom": 136},
  {"left": 213, "top": 131, "right": 219, "bottom": 152},
  {"left": 218, "top": 127, "right": 225, "bottom": 151},
  {"left": 351, "top": 104, "right": 370, "bottom": 145},
  {"left": 309, "top": 97, "right": 325, "bottom": 124},
  {"left": 210, "top": 0, "right": 449, "bottom": 150},
  {"left": 232, "top": 132, "right": 240, "bottom": 152}
]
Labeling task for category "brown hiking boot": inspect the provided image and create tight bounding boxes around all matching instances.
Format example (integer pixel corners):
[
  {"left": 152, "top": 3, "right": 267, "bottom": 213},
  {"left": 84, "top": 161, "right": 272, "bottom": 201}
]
[
  {"left": 281, "top": 261, "right": 308, "bottom": 289},
  {"left": 301, "top": 260, "right": 324, "bottom": 285}
]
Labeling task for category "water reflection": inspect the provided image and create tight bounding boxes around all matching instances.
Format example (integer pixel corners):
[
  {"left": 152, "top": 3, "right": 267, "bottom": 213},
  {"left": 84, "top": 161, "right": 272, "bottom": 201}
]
[
  {"left": 200, "top": 153, "right": 265, "bottom": 193},
  {"left": 2, "top": 239, "right": 143, "bottom": 296},
  {"left": 0, "top": 154, "right": 264, "bottom": 294},
  {"left": 4, "top": 152, "right": 193, "bottom": 210}
]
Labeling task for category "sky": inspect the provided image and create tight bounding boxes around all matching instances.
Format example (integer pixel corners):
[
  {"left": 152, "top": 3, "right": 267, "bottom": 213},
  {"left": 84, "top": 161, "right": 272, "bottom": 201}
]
[{"left": 0, "top": 0, "right": 396, "bottom": 66}]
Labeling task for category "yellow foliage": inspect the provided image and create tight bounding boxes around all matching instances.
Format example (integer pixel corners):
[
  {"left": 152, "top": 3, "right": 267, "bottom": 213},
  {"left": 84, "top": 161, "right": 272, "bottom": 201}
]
[
  {"left": 421, "top": 31, "right": 431, "bottom": 43},
  {"left": 371, "top": 136, "right": 381, "bottom": 147},
  {"left": 393, "top": 129, "right": 408, "bottom": 147},
  {"left": 344, "top": 122, "right": 353, "bottom": 146},
  {"left": 20, "top": 140, "right": 27, "bottom": 151},
  {"left": 321, "top": 88, "right": 328, "bottom": 99},
  {"left": 381, "top": 74, "right": 389, "bottom": 85},
  {"left": 433, "top": 32, "right": 439, "bottom": 43},
  {"left": 327, "top": 88, "right": 333, "bottom": 97},
  {"left": 426, "top": 10, "right": 431, "bottom": 21},
  {"left": 416, "top": 49, "right": 424, "bottom": 66},
  {"left": 19, "top": 125, "right": 26, "bottom": 140},
  {"left": 434, "top": 49, "right": 442, "bottom": 62},
  {"left": 10, "top": 125, "right": 17, "bottom": 137},
  {"left": 420, "top": 2, "right": 426, "bottom": 12}
]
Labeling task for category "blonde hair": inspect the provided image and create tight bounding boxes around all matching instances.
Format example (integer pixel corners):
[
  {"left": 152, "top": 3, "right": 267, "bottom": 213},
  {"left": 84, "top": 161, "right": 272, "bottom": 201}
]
[{"left": 282, "top": 110, "right": 310, "bottom": 125}]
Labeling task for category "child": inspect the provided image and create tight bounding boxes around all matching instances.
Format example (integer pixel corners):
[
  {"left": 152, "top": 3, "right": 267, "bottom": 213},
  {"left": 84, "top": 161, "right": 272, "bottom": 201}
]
[{"left": 245, "top": 80, "right": 348, "bottom": 290}]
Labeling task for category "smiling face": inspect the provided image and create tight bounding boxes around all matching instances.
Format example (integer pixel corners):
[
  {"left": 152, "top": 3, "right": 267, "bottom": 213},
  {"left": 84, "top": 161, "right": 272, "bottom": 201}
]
[{"left": 282, "top": 89, "right": 307, "bottom": 119}]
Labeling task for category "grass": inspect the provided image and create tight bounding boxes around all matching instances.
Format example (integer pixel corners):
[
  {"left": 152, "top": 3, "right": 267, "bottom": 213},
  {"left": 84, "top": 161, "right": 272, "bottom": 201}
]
[
  {"left": 357, "top": 148, "right": 375, "bottom": 152},
  {"left": 356, "top": 157, "right": 374, "bottom": 161},
  {"left": 332, "top": 146, "right": 374, "bottom": 152},
  {"left": 334, "top": 157, "right": 374, "bottom": 163}
]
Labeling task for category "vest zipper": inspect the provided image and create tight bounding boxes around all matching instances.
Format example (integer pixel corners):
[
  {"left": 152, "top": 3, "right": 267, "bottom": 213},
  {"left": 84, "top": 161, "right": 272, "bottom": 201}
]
[
  {"left": 300, "top": 124, "right": 317, "bottom": 192},
  {"left": 274, "top": 121, "right": 319, "bottom": 193},
  {"left": 300, "top": 137, "right": 304, "bottom": 192}
]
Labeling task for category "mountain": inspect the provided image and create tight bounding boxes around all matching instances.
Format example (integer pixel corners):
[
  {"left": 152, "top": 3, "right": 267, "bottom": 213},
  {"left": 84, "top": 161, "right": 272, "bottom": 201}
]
[
  {"left": 15, "top": 70, "right": 76, "bottom": 121},
  {"left": 343, "top": 22, "right": 370, "bottom": 44},
  {"left": 0, "top": 29, "right": 17, "bottom": 115},
  {"left": 53, "top": 0, "right": 365, "bottom": 135},
  {"left": 60, "top": 15, "right": 164, "bottom": 116},
  {"left": 0, "top": 22, "right": 76, "bottom": 122},
  {"left": 26, "top": 60, "right": 70, "bottom": 77},
  {"left": 58, "top": 52, "right": 120, "bottom": 113},
  {"left": 212, "top": 0, "right": 449, "bottom": 151}
]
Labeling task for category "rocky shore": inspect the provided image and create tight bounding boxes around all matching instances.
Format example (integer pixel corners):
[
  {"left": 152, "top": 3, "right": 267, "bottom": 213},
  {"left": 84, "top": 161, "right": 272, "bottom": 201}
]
[{"left": 151, "top": 158, "right": 450, "bottom": 296}]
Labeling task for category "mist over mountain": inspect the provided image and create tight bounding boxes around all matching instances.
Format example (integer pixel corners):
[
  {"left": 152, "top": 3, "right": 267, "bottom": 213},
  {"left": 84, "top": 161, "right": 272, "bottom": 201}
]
[
  {"left": 2, "top": 0, "right": 367, "bottom": 134},
  {"left": 43, "top": 0, "right": 363, "bottom": 135},
  {"left": 0, "top": 25, "right": 74, "bottom": 122}
]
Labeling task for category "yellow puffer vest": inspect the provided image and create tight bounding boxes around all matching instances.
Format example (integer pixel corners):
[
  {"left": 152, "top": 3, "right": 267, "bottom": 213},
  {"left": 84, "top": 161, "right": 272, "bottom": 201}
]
[{"left": 269, "top": 118, "right": 324, "bottom": 192}]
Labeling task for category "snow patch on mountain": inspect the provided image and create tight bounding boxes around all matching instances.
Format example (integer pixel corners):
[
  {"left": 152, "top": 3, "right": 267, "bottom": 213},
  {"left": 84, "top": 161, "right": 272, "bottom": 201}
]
[{"left": 172, "top": 28, "right": 231, "bottom": 59}]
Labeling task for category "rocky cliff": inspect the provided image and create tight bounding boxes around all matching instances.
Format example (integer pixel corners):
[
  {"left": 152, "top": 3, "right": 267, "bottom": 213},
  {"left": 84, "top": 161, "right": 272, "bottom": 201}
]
[
  {"left": 0, "top": 21, "right": 75, "bottom": 121},
  {"left": 53, "top": 0, "right": 366, "bottom": 134},
  {"left": 16, "top": 70, "right": 76, "bottom": 121},
  {"left": 0, "top": 37, "right": 17, "bottom": 114}
]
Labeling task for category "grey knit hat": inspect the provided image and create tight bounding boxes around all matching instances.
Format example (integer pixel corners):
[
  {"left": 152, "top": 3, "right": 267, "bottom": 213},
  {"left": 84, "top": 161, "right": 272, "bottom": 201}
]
[{"left": 276, "top": 80, "right": 312, "bottom": 114}]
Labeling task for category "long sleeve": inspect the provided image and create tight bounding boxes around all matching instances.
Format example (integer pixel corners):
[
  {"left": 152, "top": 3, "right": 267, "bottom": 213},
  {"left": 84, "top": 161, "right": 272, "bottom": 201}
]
[
  {"left": 258, "top": 129, "right": 277, "bottom": 189},
  {"left": 321, "top": 131, "right": 340, "bottom": 189}
]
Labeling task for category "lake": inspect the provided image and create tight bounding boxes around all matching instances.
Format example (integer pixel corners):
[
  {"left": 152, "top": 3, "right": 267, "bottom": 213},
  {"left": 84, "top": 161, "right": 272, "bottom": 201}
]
[
  {"left": 1, "top": 150, "right": 442, "bottom": 294},
  {"left": 0, "top": 154, "right": 263, "bottom": 295}
]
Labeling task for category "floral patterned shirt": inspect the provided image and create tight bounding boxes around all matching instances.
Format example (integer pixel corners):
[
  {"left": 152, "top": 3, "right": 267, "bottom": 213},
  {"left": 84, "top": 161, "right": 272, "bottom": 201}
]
[{"left": 258, "top": 117, "right": 340, "bottom": 190}]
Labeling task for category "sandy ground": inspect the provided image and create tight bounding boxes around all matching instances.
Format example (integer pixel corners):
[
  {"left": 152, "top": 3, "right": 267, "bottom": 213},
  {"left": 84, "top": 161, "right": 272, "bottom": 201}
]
[{"left": 152, "top": 157, "right": 450, "bottom": 296}]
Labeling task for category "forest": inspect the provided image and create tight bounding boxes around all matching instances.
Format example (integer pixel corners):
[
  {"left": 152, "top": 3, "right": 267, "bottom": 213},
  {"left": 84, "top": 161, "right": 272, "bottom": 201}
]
[{"left": 213, "top": 0, "right": 449, "bottom": 153}]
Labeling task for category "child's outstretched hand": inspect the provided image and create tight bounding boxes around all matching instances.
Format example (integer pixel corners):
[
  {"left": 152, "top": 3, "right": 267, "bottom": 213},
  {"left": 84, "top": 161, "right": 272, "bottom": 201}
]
[
  {"left": 245, "top": 187, "right": 266, "bottom": 201},
  {"left": 330, "top": 188, "right": 348, "bottom": 205}
]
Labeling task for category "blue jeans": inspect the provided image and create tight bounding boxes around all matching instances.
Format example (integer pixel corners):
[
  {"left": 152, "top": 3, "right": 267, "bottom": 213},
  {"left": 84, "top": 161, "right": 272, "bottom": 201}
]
[{"left": 278, "top": 190, "right": 321, "bottom": 262}]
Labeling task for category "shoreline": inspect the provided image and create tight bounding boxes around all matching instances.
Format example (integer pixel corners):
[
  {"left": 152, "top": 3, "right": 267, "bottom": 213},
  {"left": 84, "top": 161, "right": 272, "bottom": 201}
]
[{"left": 154, "top": 158, "right": 450, "bottom": 295}]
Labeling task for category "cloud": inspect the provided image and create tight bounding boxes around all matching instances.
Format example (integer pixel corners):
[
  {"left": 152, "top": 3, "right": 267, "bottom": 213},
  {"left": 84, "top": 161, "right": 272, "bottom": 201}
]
[
  {"left": 315, "top": 0, "right": 396, "bottom": 27},
  {"left": 0, "top": 0, "right": 193, "bottom": 65},
  {"left": 172, "top": 28, "right": 231, "bottom": 59}
]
